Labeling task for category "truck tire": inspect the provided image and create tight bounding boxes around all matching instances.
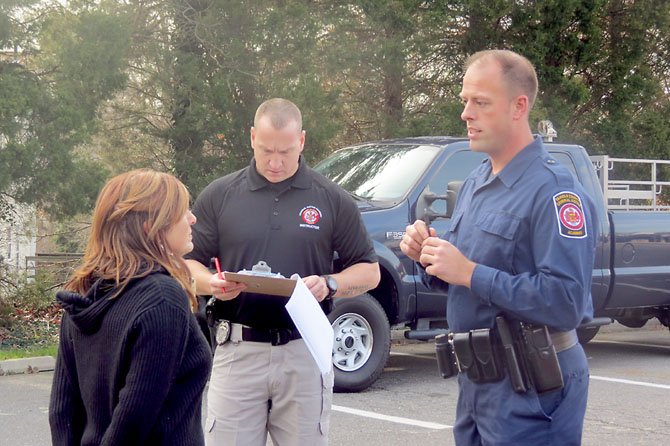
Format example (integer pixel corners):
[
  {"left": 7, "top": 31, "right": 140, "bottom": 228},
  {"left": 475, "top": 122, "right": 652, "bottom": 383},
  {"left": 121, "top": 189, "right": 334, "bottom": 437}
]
[
  {"left": 577, "top": 326, "right": 599, "bottom": 344},
  {"left": 616, "top": 317, "right": 648, "bottom": 328},
  {"left": 328, "top": 293, "right": 391, "bottom": 393}
]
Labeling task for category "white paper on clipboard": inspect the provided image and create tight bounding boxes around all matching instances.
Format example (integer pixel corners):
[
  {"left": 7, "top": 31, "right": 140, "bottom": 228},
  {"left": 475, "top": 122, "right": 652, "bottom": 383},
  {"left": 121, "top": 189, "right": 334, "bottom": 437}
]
[{"left": 284, "top": 275, "right": 334, "bottom": 375}]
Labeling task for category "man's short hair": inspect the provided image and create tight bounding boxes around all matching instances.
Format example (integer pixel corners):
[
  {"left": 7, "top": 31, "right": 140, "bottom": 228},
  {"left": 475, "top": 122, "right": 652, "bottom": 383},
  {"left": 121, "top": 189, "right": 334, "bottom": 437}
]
[
  {"left": 464, "top": 50, "right": 538, "bottom": 109},
  {"left": 254, "top": 98, "right": 302, "bottom": 130}
]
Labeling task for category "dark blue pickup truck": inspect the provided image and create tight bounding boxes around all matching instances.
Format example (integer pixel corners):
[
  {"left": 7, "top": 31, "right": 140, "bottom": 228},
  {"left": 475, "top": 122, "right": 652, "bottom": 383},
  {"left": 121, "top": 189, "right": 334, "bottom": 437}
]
[{"left": 314, "top": 136, "right": 670, "bottom": 392}]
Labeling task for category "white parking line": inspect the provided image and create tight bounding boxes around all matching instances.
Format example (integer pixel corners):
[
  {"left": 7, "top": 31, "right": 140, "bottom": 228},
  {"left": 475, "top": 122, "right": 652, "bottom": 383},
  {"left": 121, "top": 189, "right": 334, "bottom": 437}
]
[
  {"left": 332, "top": 377, "right": 667, "bottom": 431},
  {"left": 390, "top": 351, "right": 434, "bottom": 359},
  {"left": 590, "top": 375, "right": 670, "bottom": 390},
  {"left": 592, "top": 339, "right": 670, "bottom": 351},
  {"left": 332, "top": 405, "right": 452, "bottom": 430},
  {"left": 378, "top": 342, "right": 669, "bottom": 428}
]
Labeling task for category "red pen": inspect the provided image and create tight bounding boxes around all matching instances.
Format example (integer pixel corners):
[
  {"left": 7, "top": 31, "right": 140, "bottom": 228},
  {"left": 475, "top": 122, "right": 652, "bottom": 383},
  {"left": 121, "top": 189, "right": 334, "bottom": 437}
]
[{"left": 213, "top": 257, "right": 226, "bottom": 293}]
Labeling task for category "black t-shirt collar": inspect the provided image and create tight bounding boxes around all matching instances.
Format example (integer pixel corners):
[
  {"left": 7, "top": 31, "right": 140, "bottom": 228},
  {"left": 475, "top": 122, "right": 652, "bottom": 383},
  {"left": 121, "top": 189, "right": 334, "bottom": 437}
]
[{"left": 247, "top": 155, "right": 312, "bottom": 191}]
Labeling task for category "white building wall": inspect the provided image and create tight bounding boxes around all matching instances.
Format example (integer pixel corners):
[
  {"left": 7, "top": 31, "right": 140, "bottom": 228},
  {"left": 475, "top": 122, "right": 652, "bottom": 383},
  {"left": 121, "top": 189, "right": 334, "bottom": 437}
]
[{"left": 0, "top": 202, "right": 37, "bottom": 274}]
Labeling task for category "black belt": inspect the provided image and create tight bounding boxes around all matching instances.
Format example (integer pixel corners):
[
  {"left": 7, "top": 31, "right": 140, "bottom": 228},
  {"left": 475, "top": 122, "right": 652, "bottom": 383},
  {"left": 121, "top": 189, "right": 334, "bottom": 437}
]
[
  {"left": 448, "top": 320, "right": 569, "bottom": 393},
  {"left": 229, "top": 322, "right": 301, "bottom": 346}
]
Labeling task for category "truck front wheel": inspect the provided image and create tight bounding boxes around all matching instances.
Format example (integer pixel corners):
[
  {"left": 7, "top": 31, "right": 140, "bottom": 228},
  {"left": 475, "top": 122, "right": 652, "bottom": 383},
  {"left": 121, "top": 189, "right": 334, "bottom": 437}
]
[{"left": 328, "top": 293, "right": 391, "bottom": 392}]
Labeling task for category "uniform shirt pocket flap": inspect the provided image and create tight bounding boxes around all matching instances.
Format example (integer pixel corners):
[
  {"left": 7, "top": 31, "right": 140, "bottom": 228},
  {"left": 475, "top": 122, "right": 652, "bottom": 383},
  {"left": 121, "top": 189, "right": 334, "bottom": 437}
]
[
  {"left": 476, "top": 211, "right": 520, "bottom": 240},
  {"left": 449, "top": 211, "right": 464, "bottom": 233}
]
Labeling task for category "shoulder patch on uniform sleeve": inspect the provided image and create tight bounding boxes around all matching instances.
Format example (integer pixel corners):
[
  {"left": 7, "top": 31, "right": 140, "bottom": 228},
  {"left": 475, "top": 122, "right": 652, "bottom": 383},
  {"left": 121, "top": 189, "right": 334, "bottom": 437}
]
[{"left": 553, "top": 191, "right": 587, "bottom": 239}]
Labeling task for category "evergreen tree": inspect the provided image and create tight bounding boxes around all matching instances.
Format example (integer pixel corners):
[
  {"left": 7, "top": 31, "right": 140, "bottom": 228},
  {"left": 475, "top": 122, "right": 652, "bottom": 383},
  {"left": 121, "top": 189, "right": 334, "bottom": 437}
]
[{"left": 0, "top": 1, "right": 131, "bottom": 217}]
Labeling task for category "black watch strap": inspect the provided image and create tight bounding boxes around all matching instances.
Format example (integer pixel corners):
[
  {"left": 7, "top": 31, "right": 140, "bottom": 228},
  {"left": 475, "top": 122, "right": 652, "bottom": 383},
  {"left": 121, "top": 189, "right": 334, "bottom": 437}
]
[{"left": 322, "top": 274, "right": 337, "bottom": 299}]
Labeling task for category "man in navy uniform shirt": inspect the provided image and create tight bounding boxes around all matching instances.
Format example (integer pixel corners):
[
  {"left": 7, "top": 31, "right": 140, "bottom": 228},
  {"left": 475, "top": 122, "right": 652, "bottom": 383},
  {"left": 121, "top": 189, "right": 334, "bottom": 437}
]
[{"left": 401, "top": 50, "right": 598, "bottom": 445}]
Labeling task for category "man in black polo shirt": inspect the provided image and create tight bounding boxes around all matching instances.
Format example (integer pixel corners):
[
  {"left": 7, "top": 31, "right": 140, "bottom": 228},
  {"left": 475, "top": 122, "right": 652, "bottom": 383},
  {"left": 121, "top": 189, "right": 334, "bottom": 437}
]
[{"left": 185, "top": 98, "right": 380, "bottom": 446}]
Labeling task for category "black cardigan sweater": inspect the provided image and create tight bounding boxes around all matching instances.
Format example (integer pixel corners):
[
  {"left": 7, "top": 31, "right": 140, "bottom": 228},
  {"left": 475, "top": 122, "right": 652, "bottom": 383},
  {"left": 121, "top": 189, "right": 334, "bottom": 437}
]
[{"left": 49, "top": 270, "right": 212, "bottom": 445}]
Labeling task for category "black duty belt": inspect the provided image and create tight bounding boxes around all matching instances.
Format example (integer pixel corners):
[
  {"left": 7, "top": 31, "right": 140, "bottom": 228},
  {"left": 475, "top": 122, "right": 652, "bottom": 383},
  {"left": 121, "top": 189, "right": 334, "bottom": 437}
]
[
  {"left": 216, "top": 321, "right": 302, "bottom": 346},
  {"left": 435, "top": 318, "right": 572, "bottom": 394}
]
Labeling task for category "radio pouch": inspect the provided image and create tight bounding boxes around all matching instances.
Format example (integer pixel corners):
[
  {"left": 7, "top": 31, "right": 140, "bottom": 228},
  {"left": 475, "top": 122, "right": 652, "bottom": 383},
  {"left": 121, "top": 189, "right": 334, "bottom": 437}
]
[{"left": 521, "top": 324, "right": 564, "bottom": 394}]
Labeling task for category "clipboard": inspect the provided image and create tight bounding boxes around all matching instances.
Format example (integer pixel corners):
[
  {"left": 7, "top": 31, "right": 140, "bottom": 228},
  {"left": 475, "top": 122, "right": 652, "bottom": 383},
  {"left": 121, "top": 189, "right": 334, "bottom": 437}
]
[{"left": 224, "top": 272, "right": 297, "bottom": 297}]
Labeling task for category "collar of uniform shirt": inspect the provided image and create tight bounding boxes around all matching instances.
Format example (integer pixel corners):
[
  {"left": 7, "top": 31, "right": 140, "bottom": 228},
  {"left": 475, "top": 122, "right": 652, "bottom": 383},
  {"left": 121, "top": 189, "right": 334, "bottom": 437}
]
[
  {"left": 493, "top": 136, "right": 544, "bottom": 189},
  {"left": 247, "top": 155, "right": 312, "bottom": 191}
]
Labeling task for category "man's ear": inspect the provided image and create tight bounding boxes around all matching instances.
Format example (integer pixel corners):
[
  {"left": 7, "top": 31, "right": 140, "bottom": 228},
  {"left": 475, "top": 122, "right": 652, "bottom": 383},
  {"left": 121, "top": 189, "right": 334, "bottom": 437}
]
[
  {"left": 250, "top": 126, "right": 256, "bottom": 148},
  {"left": 512, "top": 95, "right": 529, "bottom": 120},
  {"left": 299, "top": 130, "right": 306, "bottom": 153}
]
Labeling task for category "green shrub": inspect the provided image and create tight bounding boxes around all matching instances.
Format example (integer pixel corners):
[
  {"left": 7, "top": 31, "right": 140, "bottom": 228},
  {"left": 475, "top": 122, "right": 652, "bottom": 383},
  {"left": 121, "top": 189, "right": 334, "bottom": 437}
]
[
  {"left": 0, "top": 270, "right": 61, "bottom": 352},
  {"left": 1, "top": 270, "right": 59, "bottom": 316}
]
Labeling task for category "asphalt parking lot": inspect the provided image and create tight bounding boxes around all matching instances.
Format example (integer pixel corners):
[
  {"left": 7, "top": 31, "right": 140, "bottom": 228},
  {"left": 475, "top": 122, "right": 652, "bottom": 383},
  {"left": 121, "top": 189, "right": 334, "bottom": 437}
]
[
  {"left": 1, "top": 321, "right": 668, "bottom": 445},
  {"left": 330, "top": 321, "right": 670, "bottom": 446}
]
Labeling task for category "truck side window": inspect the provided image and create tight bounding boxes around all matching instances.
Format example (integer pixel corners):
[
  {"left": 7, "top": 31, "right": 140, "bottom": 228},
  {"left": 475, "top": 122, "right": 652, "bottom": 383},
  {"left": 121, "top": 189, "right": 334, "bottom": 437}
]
[
  {"left": 427, "top": 150, "right": 487, "bottom": 216},
  {"left": 551, "top": 152, "right": 578, "bottom": 177},
  {"left": 427, "top": 151, "right": 580, "bottom": 217}
]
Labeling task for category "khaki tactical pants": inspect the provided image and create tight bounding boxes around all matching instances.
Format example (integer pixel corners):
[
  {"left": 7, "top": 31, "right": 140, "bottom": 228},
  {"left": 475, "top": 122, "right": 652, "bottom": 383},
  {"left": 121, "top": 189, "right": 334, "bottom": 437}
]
[{"left": 205, "top": 338, "right": 333, "bottom": 446}]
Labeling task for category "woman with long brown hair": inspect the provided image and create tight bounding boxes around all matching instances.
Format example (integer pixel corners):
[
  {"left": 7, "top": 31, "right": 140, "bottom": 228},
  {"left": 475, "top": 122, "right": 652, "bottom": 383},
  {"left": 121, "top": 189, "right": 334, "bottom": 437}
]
[{"left": 49, "top": 169, "right": 212, "bottom": 445}]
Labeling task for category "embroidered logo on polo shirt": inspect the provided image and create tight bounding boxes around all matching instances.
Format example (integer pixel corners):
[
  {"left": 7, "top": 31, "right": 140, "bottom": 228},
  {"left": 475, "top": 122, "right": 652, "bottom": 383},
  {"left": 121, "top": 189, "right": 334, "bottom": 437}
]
[
  {"left": 553, "top": 191, "right": 587, "bottom": 239},
  {"left": 299, "top": 206, "right": 321, "bottom": 230}
]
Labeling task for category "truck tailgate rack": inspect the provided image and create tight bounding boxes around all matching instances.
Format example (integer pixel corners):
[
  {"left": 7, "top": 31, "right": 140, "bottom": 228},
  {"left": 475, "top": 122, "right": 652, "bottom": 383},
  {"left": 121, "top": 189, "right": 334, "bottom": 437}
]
[{"left": 590, "top": 155, "right": 670, "bottom": 211}]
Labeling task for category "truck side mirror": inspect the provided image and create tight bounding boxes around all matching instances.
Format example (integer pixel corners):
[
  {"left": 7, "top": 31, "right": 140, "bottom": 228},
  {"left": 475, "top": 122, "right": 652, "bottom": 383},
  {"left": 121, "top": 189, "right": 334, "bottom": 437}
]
[
  {"left": 416, "top": 181, "right": 464, "bottom": 225},
  {"left": 416, "top": 186, "right": 446, "bottom": 225}
]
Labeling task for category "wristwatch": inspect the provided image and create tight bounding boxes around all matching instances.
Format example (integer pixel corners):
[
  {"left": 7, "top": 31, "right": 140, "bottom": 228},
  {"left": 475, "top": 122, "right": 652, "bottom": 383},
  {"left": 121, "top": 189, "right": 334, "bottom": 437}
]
[{"left": 322, "top": 275, "right": 338, "bottom": 299}]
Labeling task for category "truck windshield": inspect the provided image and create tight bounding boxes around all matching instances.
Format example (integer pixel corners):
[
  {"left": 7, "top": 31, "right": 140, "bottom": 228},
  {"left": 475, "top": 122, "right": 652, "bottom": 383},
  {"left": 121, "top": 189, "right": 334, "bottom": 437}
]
[{"left": 314, "top": 144, "right": 440, "bottom": 202}]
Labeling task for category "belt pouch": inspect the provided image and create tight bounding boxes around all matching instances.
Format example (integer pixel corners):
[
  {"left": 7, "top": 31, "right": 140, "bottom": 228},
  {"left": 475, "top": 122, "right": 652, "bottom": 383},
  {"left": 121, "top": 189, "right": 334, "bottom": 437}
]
[
  {"left": 521, "top": 324, "right": 564, "bottom": 393},
  {"left": 470, "top": 329, "right": 503, "bottom": 382},
  {"left": 435, "top": 334, "right": 458, "bottom": 379},
  {"left": 452, "top": 332, "right": 479, "bottom": 381}
]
